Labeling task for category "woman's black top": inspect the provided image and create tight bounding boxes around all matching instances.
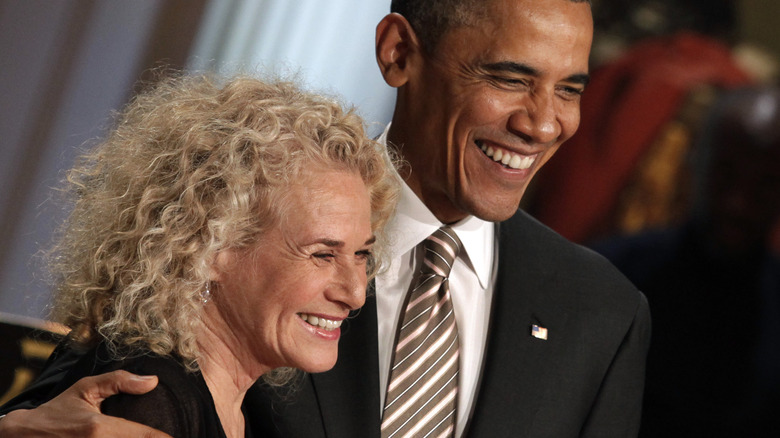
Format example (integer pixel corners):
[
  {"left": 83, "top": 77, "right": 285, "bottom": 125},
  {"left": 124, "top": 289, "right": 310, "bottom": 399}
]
[{"left": 48, "top": 342, "right": 254, "bottom": 438}]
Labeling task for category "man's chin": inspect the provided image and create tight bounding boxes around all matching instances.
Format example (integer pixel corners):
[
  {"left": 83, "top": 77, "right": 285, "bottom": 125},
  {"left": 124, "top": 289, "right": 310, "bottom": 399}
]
[{"left": 465, "top": 200, "right": 522, "bottom": 223}]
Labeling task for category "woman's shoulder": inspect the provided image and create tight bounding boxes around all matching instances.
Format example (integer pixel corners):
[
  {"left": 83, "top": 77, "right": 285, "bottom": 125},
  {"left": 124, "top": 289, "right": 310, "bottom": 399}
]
[
  {"left": 91, "top": 346, "right": 223, "bottom": 438},
  {"left": 98, "top": 348, "right": 198, "bottom": 387}
]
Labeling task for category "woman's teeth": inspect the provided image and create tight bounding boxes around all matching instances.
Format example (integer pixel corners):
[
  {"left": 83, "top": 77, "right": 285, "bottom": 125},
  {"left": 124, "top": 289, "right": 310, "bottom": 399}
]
[
  {"left": 477, "top": 141, "right": 534, "bottom": 170},
  {"left": 299, "top": 313, "right": 342, "bottom": 331}
]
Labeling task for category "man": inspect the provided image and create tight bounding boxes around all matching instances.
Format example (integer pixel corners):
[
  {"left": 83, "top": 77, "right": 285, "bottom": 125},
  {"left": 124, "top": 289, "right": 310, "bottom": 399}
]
[{"left": 0, "top": 0, "right": 650, "bottom": 436}]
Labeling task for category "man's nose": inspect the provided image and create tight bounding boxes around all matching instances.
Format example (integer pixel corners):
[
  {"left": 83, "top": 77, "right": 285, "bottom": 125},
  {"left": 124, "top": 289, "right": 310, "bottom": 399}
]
[{"left": 507, "top": 92, "right": 560, "bottom": 144}]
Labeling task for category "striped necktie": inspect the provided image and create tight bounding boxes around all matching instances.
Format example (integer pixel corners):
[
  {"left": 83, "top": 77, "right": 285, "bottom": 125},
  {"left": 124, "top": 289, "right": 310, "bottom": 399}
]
[{"left": 381, "top": 226, "right": 462, "bottom": 438}]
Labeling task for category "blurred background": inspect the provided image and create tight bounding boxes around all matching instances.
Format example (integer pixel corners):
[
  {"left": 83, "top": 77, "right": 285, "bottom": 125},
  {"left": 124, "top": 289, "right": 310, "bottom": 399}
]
[
  {"left": 526, "top": 0, "right": 780, "bottom": 246},
  {"left": 1, "top": 0, "right": 779, "bottom": 435},
  {"left": 0, "top": 0, "right": 394, "bottom": 319}
]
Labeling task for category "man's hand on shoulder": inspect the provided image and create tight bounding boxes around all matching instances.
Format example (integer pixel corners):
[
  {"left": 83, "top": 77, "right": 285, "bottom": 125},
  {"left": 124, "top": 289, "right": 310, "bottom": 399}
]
[{"left": 0, "top": 370, "right": 171, "bottom": 438}]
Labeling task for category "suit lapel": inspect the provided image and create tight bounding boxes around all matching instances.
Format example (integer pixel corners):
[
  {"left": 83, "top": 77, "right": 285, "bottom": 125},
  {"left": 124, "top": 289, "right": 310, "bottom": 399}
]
[
  {"left": 310, "top": 292, "right": 382, "bottom": 437},
  {"left": 465, "top": 212, "right": 571, "bottom": 436}
]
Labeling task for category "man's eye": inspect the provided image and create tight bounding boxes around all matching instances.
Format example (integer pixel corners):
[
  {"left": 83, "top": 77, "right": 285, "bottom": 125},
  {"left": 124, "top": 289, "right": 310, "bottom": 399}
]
[
  {"left": 356, "top": 249, "right": 373, "bottom": 260},
  {"left": 503, "top": 77, "right": 528, "bottom": 86},
  {"left": 558, "top": 85, "right": 584, "bottom": 99},
  {"left": 314, "top": 253, "right": 335, "bottom": 260},
  {"left": 487, "top": 75, "right": 529, "bottom": 89}
]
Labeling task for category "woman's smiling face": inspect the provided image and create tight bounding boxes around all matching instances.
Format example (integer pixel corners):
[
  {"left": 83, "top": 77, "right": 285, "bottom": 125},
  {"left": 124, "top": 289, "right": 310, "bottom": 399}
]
[{"left": 212, "top": 168, "right": 374, "bottom": 374}]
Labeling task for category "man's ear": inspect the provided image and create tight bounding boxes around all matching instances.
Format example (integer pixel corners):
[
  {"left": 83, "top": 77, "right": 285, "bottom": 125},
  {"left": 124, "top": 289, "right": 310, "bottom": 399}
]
[{"left": 375, "top": 13, "right": 422, "bottom": 88}]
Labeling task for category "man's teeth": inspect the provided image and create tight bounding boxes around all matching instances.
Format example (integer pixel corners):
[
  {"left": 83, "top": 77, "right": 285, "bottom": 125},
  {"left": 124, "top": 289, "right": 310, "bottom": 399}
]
[
  {"left": 478, "top": 142, "right": 534, "bottom": 170},
  {"left": 299, "top": 313, "right": 342, "bottom": 331}
]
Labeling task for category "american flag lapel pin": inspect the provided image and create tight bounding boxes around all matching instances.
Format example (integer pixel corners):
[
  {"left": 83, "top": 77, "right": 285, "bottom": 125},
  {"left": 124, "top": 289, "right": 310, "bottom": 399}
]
[{"left": 531, "top": 324, "right": 548, "bottom": 340}]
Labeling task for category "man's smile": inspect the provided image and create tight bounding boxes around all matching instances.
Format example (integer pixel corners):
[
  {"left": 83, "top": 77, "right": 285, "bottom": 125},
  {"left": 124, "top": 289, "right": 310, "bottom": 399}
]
[{"left": 475, "top": 139, "right": 537, "bottom": 170}]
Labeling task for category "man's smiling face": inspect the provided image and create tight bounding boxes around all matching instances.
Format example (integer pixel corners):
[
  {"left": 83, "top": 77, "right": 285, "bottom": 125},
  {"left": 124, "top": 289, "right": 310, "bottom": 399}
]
[{"left": 396, "top": 0, "right": 593, "bottom": 223}]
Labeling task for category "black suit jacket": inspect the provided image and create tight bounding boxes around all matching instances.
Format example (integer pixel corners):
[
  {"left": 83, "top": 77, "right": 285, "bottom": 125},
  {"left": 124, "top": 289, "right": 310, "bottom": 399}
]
[
  {"left": 1, "top": 211, "right": 650, "bottom": 437},
  {"left": 247, "top": 210, "right": 651, "bottom": 437}
]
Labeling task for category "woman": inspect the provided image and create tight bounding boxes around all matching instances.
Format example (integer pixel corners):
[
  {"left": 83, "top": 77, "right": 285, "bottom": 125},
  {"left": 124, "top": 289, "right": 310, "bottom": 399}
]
[{"left": 39, "top": 74, "right": 398, "bottom": 437}]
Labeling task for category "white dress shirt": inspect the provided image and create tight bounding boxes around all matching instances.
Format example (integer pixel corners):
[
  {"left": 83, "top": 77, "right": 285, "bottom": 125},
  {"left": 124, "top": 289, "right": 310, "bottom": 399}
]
[{"left": 376, "top": 125, "right": 497, "bottom": 437}]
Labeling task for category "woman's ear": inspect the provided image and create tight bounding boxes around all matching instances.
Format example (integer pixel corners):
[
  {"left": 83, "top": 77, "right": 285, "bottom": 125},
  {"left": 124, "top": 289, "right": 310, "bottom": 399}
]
[
  {"left": 375, "top": 13, "right": 422, "bottom": 88},
  {"left": 209, "top": 250, "right": 234, "bottom": 283}
]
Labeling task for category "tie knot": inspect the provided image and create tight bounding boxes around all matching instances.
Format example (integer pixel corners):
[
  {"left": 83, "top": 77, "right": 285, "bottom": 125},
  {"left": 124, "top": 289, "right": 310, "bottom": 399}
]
[{"left": 421, "top": 226, "right": 462, "bottom": 278}]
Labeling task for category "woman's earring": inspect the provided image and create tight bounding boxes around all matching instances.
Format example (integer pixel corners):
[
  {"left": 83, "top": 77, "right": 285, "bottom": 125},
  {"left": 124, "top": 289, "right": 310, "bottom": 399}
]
[{"left": 200, "top": 284, "right": 212, "bottom": 304}]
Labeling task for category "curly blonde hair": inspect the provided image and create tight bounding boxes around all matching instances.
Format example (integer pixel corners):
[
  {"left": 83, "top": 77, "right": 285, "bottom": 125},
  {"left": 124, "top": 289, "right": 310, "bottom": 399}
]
[{"left": 50, "top": 74, "right": 399, "bottom": 378}]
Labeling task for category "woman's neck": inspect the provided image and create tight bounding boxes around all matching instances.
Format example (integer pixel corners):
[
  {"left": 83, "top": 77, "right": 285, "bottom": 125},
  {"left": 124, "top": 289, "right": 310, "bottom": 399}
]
[{"left": 197, "top": 309, "right": 271, "bottom": 438}]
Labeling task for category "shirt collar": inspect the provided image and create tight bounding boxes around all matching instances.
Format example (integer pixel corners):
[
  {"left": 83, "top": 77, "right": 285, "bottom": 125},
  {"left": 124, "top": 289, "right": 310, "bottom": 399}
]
[{"left": 380, "top": 124, "right": 494, "bottom": 289}]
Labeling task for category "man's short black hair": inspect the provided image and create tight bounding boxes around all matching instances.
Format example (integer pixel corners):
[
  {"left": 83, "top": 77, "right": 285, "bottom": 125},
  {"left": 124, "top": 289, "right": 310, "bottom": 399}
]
[
  {"left": 390, "top": 0, "right": 485, "bottom": 54},
  {"left": 391, "top": 0, "right": 592, "bottom": 53}
]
